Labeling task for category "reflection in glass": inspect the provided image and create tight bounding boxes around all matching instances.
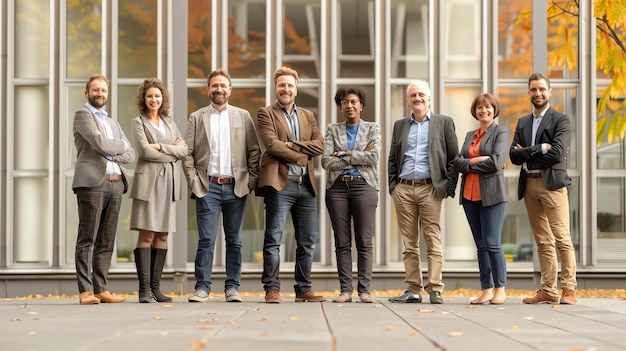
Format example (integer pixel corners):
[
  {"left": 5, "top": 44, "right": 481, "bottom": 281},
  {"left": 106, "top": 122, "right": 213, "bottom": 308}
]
[
  {"left": 14, "top": 86, "right": 49, "bottom": 170},
  {"left": 66, "top": 0, "right": 102, "bottom": 78},
  {"left": 188, "top": 0, "right": 212, "bottom": 79},
  {"left": 597, "top": 178, "right": 626, "bottom": 262},
  {"left": 390, "top": 0, "right": 428, "bottom": 78},
  {"left": 283, "top": 0, "right": 321, "bottom": 79},
  {"left": 228, "top": 0, "right": 266, "bottom": 78},
  {"left": 444, "top": 0, "right": 481, "bottom": 79},
  {"left": 118, "top": 0, "right": 158, "bottom": 78},
  {"left": 497, "top": 0, "right": 532, "bottom": 79},
  {"left": 337, "top": 0, "right": 375, "bottom": 78},
  {"left": 14, "top": 177, "right": 49, "bottom": 264},
  {"left": 15, "top": 0, "right": 50, "bottom": 78},
  {"left": 596, "top": 95, "right": 625, "bottom": 169}
]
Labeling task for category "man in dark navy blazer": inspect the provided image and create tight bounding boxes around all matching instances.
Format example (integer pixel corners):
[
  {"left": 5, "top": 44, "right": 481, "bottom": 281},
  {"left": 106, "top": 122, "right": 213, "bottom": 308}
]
[{"left": 510, "top": 73, "right": 577, "bottom": 305}]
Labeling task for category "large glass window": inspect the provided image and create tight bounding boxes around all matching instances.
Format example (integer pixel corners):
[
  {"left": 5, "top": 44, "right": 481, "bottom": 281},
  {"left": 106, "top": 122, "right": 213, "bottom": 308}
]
[
  {"left": 283, "top": 0, "right": 321, "bottom": 79},
  {"left": 15, "top": 0, "right": 49, "bottom": 78},
  {"left": 444, "top": 0, "right": 481, "bottom": 79},
  {"left": 188, "top": 0, "right": 212, "bottom": 78},
  {"left": 390, "top": 0, "right": 429, "bottom": 79},
  {"left": 597, "top": 178, "right": 626, "bottom": 262},
  {"left": 228, "top": 0, "right": 266, "bottom": 78},
  {"left": 66, "top": 0, "right": 102, "bottom": 79},
  {"left": 118, "top": 0, "right": 158, "bottom": 78},
  {"left": 337, "top": 0, "right": 375, "bottom": 78},
  {"left": 497, "top": 0, "right": 532, "bottom": 79}
]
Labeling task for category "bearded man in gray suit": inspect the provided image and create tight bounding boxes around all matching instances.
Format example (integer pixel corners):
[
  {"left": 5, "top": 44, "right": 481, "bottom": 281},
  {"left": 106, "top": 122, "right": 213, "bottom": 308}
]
[
  {"left": 73, "top": 74, "right": 136, "bottom": 305},
  {"left": 388, "top": 80, "right": 459, "bottom": 305},
  {"left": 183, "top": 69, "right": 261, "bottom": 303}
]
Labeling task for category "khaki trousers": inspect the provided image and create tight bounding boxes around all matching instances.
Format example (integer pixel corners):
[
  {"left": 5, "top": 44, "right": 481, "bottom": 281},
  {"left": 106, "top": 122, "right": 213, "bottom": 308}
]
[
  {"left": 392, "top": 183, "right": 444, "bottom": 293},
  {"left": 524, "top": 178, "right": 577, "bottom": 296}
]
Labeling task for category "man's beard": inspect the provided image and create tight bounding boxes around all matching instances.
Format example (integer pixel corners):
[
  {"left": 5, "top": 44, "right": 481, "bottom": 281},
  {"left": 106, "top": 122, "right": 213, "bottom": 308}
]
[
  {"left": 211, "top": 94, "right": 228, "bottom": 105},
  {"left": 88, "top": 96, "right": 106, "bottom": 108},
  {"left": 531, "top": 99, "right": 548, "bottom": 110}
]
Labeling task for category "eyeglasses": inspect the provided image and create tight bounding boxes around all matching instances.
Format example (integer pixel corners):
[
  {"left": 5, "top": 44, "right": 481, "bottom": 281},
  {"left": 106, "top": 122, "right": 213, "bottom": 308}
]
[{"left": 340, "top": 99, "right": 361, "bottom": 107}]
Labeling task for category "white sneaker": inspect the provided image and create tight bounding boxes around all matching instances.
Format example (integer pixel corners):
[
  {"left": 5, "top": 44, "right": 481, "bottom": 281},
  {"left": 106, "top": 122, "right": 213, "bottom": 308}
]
[
  {"left": 188, "top": 290, "right": 209, "bottom": 302},
  {"left": 225, "top": 289, "right": 242, "bottom": 302}
]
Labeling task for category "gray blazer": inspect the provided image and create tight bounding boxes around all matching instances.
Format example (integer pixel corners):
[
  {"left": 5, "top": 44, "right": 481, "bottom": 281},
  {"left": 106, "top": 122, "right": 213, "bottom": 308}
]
[
  {"left": 453, "top": 123, "right": 509, "bottom": 206},
  {"left": 321, "top": 121, "right": 381, "bottom": 190},
  {"left": 72, "top": 106, "right": 135, "bottom": 193},
  {"left": 128, "top": 116, "right": 188, "bottom": 202},
  {"left": 183, "top": 104, "right": 260, "bottom": 199},
  {"left": 509, "top": 107, "right": 571, "bottom": 200},
  {"left": 388, "top": 113, "right": 459, "bottom": 198}
]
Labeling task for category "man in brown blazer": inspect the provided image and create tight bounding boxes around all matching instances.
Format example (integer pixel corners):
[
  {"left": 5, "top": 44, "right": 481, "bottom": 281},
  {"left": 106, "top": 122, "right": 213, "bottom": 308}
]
[
  {"left": 73, "top": 74, "right": 135, "bottom": 304},
  {"left": 256, "top": 66, "right": 326, "bottom": 303},
  {"left": 183, "top": 69, "right": 260, "bottom": 303}
]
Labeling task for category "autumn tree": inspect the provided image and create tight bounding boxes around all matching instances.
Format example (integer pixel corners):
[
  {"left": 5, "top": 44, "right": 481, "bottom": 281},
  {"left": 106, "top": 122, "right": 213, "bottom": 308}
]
[{"left": 512, "top": 1, "right": 626, "bottom": 145}]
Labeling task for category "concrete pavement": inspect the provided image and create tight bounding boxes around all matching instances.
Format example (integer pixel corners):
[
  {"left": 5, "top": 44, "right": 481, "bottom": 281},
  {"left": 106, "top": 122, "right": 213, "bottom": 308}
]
[{"left": 2, "top": 294, "right": 626, "bottom": 351}]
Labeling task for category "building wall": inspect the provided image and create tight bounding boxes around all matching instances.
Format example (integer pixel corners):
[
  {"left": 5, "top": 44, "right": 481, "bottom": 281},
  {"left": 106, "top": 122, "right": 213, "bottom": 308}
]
[{"left": 0, "top": 0, "right": 625, "bottom": 295}]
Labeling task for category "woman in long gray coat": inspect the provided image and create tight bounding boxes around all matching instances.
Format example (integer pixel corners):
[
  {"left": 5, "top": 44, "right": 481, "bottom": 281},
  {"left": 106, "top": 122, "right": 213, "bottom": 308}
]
[{"left": 129, "top": 78, "right": 187, "bottom": 303}]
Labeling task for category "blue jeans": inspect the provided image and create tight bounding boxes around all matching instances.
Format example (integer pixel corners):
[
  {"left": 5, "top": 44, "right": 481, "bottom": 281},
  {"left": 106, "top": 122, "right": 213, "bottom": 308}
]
[
  {"left": 193, "top": 183, "right": 246, "bottom": 293},
  {"left": 262, "top": 180, "right": 319, "bottom": 295},
  {"left": 462, "top": 199, "right": 507, "bottom": 290}
]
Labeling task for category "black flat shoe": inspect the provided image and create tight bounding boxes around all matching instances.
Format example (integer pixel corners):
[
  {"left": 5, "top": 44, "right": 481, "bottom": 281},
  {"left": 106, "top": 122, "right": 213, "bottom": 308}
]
[{"left": 388, "top": 290, "right": 422, "bottom": 303}]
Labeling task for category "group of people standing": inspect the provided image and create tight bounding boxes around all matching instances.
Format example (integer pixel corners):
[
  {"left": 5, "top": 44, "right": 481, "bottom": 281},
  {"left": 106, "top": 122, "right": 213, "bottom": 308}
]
[{"left": 71, "top": 69, "right": 577, "bottom": 306}]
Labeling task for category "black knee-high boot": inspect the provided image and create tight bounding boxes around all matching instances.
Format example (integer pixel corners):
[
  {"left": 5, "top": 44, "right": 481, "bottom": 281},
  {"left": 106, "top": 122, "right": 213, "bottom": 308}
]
[
  {"left": 151, "top": 248, "right": 173, "bottom": 302},
  {"left": 134, "top": 248, "right": 152, "bottom": 303}
]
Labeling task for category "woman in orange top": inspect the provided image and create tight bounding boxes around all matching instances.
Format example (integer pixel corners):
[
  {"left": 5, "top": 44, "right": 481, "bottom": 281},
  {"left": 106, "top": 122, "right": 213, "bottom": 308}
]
[{"left": 453, "top": 93, "right": 509, "bottom": 304}]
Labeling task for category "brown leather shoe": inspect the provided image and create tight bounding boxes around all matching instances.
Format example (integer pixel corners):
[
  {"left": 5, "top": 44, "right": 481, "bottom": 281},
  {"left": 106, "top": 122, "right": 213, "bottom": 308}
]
[
  {"left": 358, "top": 293, "right": 377, "bottom": 303},
  {"left": 332, "top": 292, "right": 352, "bottom": 303},
  {"left": 265, "top": 289, "right": 282, "bottom": 303},
  {"left": 94, "top": 291, "right": 127, "bottom": 303},
  {"left": 79, "top": 292, "right": 100, "bottom": 305},
  {"left": 523, "top": 289, "right": 559, "bottom": 304},
  {"left": 560, "top": 288, "right": 577, "bottom": 305},
  {"left": 295, "top": 291, "right": 326, "bottom": 302}
]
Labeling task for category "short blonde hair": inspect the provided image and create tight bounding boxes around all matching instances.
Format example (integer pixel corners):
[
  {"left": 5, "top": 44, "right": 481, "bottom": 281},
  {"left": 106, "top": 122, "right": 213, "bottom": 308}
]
[{"left": 273, "top": 66, "right": 299, "bottom": 85}]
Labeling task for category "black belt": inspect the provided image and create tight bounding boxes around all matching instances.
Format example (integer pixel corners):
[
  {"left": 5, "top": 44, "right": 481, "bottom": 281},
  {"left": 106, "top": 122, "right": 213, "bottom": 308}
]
[
  {"left": 210, "top": 177, "right": 234, "bottom": 184},
  {"left": 337, "top": 175, "right": 362, "bottom": 182},
  {"left": 104, "top": 174, "right": 122, "bottom": 181},
  {"left": 288, "top": 175, "right": 308, "bottom": 183},
  {"left": 526, "top": 173, "right": 542, "bottom": 178},
  {"left": 399, "top": 178, "right": 431, "bottom": 186}
]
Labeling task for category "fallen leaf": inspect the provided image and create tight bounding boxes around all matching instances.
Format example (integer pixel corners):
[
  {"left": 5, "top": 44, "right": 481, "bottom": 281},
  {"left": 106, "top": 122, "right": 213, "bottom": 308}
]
[
  {"left": 19, "top": 303, "right": 28, "bottom": 309},
  {"left": 524, "top": 317, "right": 534, "bottom": 320},
  {"left": 260, "top": 318, "right": 268, "bottom": 321},
  {"left": 198, "top": 326, "right": 213, "bottom": 330},
  {"left": 290, "top": 316, "right": 300, "bottom": 321},
  {"left": 160, "top": 305, "right": 173, "bottom": 308},
  {"left": 550, "top": 305, "right": 561, "bottom": 309},
  {"left": 158, "top": 331, "right": 168, "bottom": 336},
  {"left": 33, "top": 318, "right": 40, "bottom": 321},
  {"left": 255, "top": 307, "right": 261, "bottom": 311},
  {"left": 447, "top": 332, "right": 462, "bottom": 337},
  {"left": 409, "top": 332, "right": 420, "bottom": 337},
  {"left": 153, "top": 316, "right": 163, "bottom": 320},
  {"left": 196, "top": 319, "right": 212, "bottom": 323},
  {"left": 189, "top": 341, "right": 206, "bottom": 351},
  {"left": 385, "top": 325, "right": 395, "bottom": 331},
  {"left": 418, "top": 308, "right": 435, "bottom": 313},
  {"left": 466, "top": 305, "right": 477, "bottom": 308},
  {"left": 262, "top": 331, "right": 272, "bottom": 336},
  {"left": 511, "top": 325, "right": 518, "bottom": 329}
]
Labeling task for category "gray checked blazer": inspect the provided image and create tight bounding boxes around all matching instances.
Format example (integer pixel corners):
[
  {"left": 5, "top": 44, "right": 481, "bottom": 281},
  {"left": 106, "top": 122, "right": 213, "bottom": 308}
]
[
  {"left": 321, "top": 121, "right": 381, "bottom": 190},
  {"left": 72, "top": 106, "right": 136, "bottom": 193}
]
